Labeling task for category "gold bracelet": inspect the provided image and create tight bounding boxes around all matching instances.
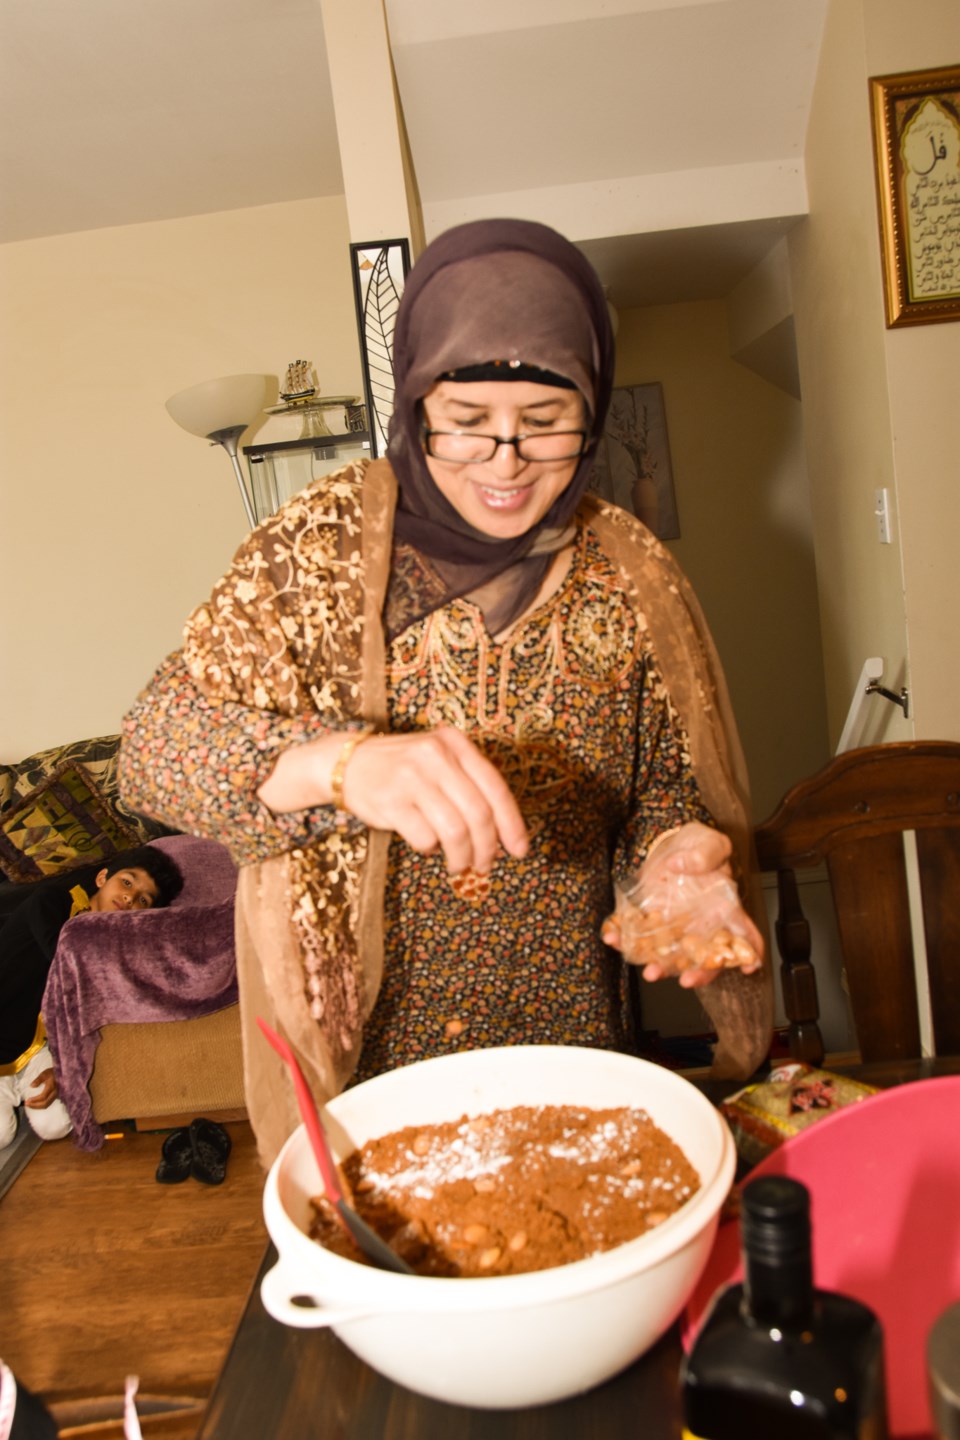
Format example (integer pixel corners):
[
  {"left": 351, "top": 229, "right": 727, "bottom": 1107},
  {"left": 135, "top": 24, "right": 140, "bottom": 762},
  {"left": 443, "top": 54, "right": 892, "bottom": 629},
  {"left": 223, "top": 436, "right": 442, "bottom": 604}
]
[{"left": 330, "top": 724, "right": 376, "bottom": 823}]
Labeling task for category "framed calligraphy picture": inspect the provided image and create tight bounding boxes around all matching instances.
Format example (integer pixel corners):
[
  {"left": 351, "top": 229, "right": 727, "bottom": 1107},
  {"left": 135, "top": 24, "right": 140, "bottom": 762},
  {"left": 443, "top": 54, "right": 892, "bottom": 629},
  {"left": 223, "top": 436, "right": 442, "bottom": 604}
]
[
  {"left": 588, "top": 382, "right": 680, "bottom": 540},
  {"left": 870, "top": 65, "right": 960, "bottom": 327}
]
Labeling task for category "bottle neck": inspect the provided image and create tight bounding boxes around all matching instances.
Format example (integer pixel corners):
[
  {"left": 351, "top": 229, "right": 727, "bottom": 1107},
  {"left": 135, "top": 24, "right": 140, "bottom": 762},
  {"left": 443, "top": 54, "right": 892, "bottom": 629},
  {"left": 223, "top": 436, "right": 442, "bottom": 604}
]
[
  {"left": 740, "top": 1175, "right": 815, "bottom": 1330},
  {"left": 743, "top": 1249, "right": 814, "bottom": 1328}
]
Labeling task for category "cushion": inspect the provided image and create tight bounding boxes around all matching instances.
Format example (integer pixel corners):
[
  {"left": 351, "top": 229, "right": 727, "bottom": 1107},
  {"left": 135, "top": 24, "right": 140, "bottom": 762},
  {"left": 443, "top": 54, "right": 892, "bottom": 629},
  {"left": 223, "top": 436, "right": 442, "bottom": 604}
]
[
  {"left": 5, "top": 733, "right": 123, "bottom": 803},
  {"left": 89, "top": 1005, "right": 245, "bottom": 1125},
  {"left": 149, "top": 834, "right": 239, "bottom": 907},
  {"left": 0, "top": 761, "right": 141, "bottom": 883},
  {"left": 0, "top": 762, "right": 13, "bottom": 814},
  {"left": 0, "top": 734, "right": 173, "bottom": 844}
]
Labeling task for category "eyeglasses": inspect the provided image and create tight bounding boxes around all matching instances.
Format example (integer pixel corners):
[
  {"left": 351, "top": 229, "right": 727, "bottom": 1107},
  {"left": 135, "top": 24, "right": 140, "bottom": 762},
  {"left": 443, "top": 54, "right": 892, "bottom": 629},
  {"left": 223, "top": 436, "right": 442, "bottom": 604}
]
[{"left": 421, "top": 427, "right": 587, "bottom": 463}]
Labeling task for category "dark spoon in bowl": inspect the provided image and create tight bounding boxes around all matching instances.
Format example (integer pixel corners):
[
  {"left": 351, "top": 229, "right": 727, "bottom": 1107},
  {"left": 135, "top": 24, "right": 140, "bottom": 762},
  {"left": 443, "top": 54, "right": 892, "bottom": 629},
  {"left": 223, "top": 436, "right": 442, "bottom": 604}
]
[{"left": 257, "top": 1016, "right": 414, "bottom": 1275}]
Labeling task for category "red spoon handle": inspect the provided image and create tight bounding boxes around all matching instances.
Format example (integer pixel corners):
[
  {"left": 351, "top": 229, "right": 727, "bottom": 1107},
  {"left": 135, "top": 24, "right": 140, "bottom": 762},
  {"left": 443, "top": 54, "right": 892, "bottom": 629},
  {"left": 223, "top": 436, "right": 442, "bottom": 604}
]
[{"left": 256, "top": 1016, "right": 344, "bottom": 1205}]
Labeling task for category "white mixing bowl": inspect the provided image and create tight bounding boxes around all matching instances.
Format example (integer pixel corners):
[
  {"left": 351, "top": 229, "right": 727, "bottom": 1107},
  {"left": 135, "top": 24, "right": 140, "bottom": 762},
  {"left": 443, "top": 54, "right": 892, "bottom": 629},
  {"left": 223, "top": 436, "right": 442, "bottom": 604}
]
[{"left": 261, "top": 1044, "right": 734, "bottom": 1409}]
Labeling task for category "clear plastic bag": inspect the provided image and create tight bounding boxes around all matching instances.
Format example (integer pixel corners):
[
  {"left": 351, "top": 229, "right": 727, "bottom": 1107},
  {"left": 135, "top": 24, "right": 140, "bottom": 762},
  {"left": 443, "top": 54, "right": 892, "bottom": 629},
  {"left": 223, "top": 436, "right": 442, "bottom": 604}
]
[{"left": 613, "top": 869, "right": 759, "bottom": 976}]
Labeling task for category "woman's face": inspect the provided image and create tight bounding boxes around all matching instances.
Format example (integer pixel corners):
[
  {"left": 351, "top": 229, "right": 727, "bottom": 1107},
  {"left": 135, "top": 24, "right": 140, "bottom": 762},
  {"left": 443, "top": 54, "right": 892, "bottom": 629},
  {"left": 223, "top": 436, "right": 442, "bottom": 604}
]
[{"left": 420, "top": 378, "right": 587, "bottom": 538}]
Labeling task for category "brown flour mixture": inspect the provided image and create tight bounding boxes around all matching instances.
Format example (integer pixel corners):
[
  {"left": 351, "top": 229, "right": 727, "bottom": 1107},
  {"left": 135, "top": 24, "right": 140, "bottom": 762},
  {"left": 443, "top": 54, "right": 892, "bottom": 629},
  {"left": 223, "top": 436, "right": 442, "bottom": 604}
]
[{"left": 309, "top": 1103, "right": 700, "bottom": 1277}]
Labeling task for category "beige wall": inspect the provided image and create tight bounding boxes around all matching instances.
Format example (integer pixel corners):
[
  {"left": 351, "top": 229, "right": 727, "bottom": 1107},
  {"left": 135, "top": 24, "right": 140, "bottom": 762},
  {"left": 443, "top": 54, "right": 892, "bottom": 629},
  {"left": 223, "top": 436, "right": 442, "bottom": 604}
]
[
  {"left": 614, "top": 300, "right": 829, "bottom": 820},
  {"left": 790, "top": 0, "right": 960, "bottom": 748},
  {"left": 0, "top": 195, "right": 361, "bottom": 762},
  {"left": 867, "top": 0, "right": 960, "bottom": 743},
  {"left": 885, "top": 323, "right": 960, "bottom": 740}
]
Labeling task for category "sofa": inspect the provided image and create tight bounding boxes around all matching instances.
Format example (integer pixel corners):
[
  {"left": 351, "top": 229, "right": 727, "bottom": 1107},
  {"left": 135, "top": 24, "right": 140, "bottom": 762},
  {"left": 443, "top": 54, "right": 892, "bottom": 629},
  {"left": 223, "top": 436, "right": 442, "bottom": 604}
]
[{"left": 0, "top": 734, "right": 245, "bottom": 1143}]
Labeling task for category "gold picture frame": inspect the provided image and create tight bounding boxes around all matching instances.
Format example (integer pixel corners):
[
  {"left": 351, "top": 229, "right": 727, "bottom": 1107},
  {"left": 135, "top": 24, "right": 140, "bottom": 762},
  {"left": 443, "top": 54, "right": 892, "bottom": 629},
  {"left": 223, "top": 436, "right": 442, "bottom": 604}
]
[{"left": 869, "top": 65, "right": 960, "bottom": 328}]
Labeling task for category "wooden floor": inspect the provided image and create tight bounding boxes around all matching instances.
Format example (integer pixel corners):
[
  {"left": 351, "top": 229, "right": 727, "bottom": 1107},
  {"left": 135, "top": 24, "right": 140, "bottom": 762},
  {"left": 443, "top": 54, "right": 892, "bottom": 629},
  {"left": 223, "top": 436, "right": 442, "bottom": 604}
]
[{"left": 0, "top": 1119, "right": 268, "bottom": 1437}]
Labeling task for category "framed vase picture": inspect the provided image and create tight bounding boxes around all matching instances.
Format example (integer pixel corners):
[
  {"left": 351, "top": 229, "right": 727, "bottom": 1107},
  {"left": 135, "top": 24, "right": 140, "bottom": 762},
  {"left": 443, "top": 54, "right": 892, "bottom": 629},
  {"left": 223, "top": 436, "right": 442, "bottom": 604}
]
[
  {"left": 350, "top": 238, "right": 412, "bottom": 456},
  {"left": 588, "top": 382, "right": 680, "bottom": 540}
]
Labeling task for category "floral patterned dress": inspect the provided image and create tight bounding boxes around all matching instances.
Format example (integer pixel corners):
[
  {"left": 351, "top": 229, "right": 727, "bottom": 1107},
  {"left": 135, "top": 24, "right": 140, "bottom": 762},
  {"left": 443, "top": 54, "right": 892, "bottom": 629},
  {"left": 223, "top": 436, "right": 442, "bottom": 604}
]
[
  {"left": 353, "top": 524, "right": 710, "bottom": 1079},
  {"left": 120, "top": 459, "right": 772, "bottom": 1166}
]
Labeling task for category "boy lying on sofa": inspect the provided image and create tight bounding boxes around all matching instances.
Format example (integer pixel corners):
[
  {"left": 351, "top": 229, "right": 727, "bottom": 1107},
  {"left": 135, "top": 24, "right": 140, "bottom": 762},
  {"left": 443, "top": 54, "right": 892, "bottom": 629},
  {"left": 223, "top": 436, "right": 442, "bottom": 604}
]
[{"left": 0, "top": 845, "right": 183, "bottom": 1148}]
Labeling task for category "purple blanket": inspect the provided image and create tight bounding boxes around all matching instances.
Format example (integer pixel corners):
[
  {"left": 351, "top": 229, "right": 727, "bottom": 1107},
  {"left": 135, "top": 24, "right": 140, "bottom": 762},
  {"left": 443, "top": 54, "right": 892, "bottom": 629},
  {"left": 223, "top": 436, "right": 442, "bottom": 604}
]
[{"left": 42, "top": 835, "right": 239, "bottom": 1150}]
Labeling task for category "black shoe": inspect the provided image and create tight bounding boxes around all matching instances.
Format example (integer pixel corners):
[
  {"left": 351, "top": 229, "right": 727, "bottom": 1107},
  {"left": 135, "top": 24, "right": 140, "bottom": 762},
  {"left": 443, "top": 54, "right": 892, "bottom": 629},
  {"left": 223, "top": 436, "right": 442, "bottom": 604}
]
[
  {"left": 190, "top": 1117, "right": 232, "bottom": 1185},
  {"left": 156, "top": 1126, "right": 193, "bottom": 1184}
]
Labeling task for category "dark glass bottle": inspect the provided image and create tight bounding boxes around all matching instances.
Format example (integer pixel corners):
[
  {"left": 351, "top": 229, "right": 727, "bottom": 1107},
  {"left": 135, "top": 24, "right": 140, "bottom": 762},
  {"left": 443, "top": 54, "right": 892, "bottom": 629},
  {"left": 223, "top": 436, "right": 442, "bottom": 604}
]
[{"left": 680, "top": 1175, "right": 887, "bottom": 1440}]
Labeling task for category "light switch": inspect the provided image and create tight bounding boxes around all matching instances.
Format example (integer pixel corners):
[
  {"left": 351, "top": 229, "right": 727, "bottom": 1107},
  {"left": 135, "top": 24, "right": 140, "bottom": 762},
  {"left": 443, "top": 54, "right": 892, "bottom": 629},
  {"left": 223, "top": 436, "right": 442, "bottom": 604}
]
[{"left": 875, "top": 488, "right": 892, "bottom": 544}]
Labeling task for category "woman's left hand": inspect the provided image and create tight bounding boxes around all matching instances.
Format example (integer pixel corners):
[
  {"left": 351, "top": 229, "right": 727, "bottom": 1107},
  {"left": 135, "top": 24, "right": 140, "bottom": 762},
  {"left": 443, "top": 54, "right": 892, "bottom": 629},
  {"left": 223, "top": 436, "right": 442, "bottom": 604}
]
[
  {"left": 600, "top": 822, "right": 764, "bottom": 989},
  {"left": 24, "top": 1067, "right": 58, "bottom": 1109}
]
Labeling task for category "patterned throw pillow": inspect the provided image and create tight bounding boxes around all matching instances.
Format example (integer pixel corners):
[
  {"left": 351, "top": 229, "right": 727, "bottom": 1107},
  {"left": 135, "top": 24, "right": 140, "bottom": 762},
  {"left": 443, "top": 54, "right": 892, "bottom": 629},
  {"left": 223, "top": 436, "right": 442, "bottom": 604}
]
[
  {"left": 0, "top": 762, "right": 141, "bottom": 883},
  {"left": 0, "top": 762, "right": 12, "bottom": 814},
  {"left": 2, "top": 733, "right": 171, "bottom": 844},
  {"left": 8, "top": 734, "right": 123, "bottom": 808}
]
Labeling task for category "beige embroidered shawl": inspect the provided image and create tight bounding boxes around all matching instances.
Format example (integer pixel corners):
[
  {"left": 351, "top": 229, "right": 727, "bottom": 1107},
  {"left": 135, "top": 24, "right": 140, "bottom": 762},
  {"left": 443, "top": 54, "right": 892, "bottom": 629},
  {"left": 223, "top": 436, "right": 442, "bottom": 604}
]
[{"left": 183, "top": 459, "right": 772, "bottom": 1167}]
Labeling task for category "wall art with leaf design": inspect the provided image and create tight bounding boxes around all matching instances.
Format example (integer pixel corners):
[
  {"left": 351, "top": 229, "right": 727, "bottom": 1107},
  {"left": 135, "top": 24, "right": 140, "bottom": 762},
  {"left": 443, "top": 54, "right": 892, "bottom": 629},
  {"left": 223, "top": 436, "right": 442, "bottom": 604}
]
[{"left": 350, "top": 239, "right": 412, "bottom": 457}]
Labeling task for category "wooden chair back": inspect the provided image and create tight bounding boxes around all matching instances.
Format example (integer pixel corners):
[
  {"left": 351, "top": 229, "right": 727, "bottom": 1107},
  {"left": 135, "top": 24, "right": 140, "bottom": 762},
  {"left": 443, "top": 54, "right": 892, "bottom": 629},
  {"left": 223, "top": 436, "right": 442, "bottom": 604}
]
[{"left": 753, "top": 741, "right": 960, "bottom": 1065}]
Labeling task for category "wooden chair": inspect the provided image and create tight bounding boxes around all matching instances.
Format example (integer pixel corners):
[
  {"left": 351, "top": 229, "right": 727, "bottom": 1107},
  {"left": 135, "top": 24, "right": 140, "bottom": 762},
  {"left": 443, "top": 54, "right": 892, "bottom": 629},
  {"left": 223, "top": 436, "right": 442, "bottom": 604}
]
[{"left": 753, "top": 741, "right": 960, "bottom": 1065}]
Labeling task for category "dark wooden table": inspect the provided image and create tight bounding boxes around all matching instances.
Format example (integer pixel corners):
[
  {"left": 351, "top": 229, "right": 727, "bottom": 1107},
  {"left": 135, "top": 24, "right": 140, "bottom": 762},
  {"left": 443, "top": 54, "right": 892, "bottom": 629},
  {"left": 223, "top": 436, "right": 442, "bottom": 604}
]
[{"left": 197, "top": 1057, "right": 959, "bottom": 1440}]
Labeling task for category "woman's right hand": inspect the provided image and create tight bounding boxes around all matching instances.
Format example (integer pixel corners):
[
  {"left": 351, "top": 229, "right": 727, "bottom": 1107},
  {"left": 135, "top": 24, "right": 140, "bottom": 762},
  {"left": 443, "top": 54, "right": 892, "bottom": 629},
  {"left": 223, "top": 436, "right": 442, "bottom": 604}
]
[{"left": 258, "top": 725, "right": 529, "bottom": 876}]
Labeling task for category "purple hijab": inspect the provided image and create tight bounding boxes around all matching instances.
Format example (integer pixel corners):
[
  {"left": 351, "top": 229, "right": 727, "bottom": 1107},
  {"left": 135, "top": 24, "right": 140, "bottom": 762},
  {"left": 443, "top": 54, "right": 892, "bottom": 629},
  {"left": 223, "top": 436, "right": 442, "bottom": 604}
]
[{"left": 386, "top": 219, "right": 615, "bottom": 636}]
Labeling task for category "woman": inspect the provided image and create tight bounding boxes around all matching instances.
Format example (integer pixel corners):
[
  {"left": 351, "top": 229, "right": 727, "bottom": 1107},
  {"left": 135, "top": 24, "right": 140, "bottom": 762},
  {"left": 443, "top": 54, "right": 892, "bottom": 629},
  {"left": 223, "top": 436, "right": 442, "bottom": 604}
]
[{"left": 120, "top": 219, "right": 771, "bottom": 1166}]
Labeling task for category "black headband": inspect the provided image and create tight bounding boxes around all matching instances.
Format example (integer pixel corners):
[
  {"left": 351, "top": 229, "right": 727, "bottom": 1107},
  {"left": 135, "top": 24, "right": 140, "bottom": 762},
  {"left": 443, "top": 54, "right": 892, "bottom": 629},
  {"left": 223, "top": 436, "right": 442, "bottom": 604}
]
[{"left": 439, "top": 360, "right": 578, "bottom": 389}]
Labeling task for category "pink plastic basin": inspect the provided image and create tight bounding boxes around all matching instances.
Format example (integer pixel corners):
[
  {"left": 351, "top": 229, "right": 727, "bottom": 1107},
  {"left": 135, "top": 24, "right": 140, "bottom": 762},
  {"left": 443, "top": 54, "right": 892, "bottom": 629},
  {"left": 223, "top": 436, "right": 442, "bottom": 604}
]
[{"left": 684, "top": 1076, "right": 960, "bottom": 1439}]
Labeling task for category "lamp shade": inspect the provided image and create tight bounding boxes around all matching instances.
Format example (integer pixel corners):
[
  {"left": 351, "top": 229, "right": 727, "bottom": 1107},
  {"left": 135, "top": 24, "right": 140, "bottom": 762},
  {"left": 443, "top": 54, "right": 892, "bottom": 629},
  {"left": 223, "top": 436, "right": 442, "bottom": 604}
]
[{"left": 165, "top": 374, "right": 273, "bottom": 439}]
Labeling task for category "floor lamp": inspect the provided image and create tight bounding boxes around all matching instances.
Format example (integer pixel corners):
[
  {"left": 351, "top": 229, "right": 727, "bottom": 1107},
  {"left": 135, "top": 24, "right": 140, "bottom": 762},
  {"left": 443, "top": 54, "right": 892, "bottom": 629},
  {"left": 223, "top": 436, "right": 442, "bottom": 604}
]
[{"left": 165, "top": 374, "right": 274, "bottom": 528}]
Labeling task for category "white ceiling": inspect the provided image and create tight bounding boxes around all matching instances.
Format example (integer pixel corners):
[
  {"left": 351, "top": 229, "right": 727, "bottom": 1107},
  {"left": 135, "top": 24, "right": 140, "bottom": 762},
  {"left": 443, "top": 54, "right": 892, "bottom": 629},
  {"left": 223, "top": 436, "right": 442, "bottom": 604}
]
[
  {"left": 391, "top": 0, "right": 822, "bottom": 199},
  {"left": 0, "top": 0, "right": 828, "bottom": 308}
]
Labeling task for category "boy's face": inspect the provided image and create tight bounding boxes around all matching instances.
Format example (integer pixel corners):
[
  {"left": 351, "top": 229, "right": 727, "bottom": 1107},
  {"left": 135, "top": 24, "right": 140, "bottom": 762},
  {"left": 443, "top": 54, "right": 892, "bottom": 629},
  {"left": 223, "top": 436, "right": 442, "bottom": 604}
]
[{"left": 89, "top": 865, "right": 160, "bottom": 913}]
